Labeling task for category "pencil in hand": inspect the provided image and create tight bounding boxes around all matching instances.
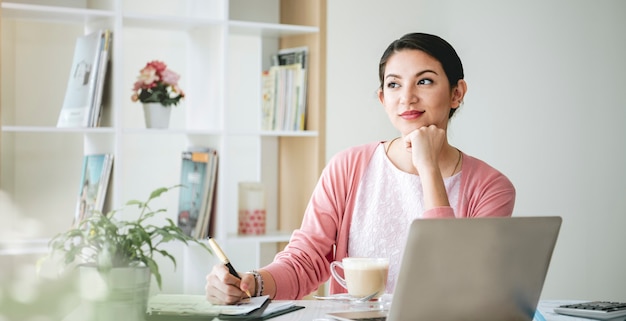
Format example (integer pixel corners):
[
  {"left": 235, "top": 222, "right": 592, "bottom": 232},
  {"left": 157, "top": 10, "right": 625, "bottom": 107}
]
[{"left": 208, "top": 237, "right": 252, "bottom": 298}]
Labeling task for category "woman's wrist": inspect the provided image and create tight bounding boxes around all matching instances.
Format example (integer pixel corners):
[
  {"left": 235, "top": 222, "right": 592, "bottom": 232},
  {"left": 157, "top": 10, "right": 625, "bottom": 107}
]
[{"left": 247, "top": 270, "right": 264, "bottom": 297}]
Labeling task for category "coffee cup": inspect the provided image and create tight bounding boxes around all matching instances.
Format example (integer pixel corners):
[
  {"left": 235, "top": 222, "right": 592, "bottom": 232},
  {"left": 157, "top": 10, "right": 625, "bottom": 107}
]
[{"left": 330, "top": 257, "right": 389, "bottom": 299}]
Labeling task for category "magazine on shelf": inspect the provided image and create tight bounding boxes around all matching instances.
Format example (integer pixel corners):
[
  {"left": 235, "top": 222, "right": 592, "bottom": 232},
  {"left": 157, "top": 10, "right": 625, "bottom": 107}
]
[
  {"left": 57, "top": 29, "right": 112, "bottom": 128},
  {"left": 195, "top": 148, "right": 218, "bottom": 239},
  {"left": 89, "top": 29, "right": 112, "bottom": 127},
  {"left": 74, "top": 154, "right": 113, "bottom": 226},
  {"left": 261, "top": 46, "right": 309, "bottom": 131},
  {"left": 176, "top": 147, "right": 219, "bottom": 238},
  {"left": 260, "top": 69, "right": 277, "bottom": 131}
]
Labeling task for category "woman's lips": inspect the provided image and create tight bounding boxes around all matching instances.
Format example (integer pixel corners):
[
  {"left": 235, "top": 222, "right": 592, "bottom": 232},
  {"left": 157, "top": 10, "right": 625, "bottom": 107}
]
[{"left": 400, "top": 110, "right": 424, "bottom": 120}]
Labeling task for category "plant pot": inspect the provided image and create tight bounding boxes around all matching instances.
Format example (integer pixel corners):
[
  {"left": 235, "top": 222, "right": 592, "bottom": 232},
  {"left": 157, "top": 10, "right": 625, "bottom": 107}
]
[
  {"left": 79, "top": 265, "right": 151, "bottom": 321},
  {"left": 143, "top": 102, "right": 171, "bottom": 128}
]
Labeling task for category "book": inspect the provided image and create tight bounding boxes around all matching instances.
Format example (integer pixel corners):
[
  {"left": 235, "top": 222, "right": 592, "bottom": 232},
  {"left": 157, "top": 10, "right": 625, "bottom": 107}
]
[
  {"left": 176, "top": 147, "right": 219, "bottom": 238},
  {"left": 194, "top": 148, "right": 219, "bottom": 239},
  {"left": 261, "top": 46, "right": 309, "bottom": 131},
  {"left": 74, "top": 154, "right": 113, "bottom": 225},
  {"left": 89, "top": 29, "right": 112, "bottom": 127},
  {"left": 260, "top": 69, "right": 277, "bottom": 131},
  {"left": 273, "top": 46, "right": 308, "bottom": 131},
  {"left": 57, "top": 29, "right": 112, "bottom": 128},
  {"left": 177, "top": 150, "right": 209, "bottom": 237}
]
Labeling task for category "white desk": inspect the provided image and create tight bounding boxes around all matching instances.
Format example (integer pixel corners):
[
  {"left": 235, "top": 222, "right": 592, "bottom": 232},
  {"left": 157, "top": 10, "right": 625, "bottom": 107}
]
[
  {"left": 264, "top": 299, "right": 374, "bottom": 320},
  {"left": 262, "top": 299, "right": 588, "bottom": 321},
  {"left": 63, "top": 299, "right": 361, "bottom": 321},
  {"left": 62, "top": 299, "right": 587, "bottom": 321}
]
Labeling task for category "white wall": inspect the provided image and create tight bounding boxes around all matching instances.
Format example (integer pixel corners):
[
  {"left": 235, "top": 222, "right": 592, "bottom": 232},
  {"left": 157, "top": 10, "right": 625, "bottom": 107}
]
[{"left": 327, "top": 0, "right": 626, "bottom": 300}]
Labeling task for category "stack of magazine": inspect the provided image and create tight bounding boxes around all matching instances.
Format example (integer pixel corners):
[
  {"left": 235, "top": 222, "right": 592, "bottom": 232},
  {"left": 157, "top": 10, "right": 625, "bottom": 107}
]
[
  {"left": 176, "top": 147, "right": 219, "bottom": 239},
  {"left": 73, "top": 154, "right": 114, "bottom": 226},
  {"left": 57, "top": 29, "right": 112, "bottom": 128},
  {"left": 261, "top": 46, "right": 308, "bottom": 131}
]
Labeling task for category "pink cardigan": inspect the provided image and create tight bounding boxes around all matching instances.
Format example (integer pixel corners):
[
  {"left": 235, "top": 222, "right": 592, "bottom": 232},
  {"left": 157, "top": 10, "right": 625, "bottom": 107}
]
[{"left": 264, "top": 141, "right": 516, "bottom": 299}]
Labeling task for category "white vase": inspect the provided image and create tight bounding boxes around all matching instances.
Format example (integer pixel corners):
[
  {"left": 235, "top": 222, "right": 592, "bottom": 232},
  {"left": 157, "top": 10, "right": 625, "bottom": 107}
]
[
  {"left": 79, "top": 265, "right": 151, "bottom": 321},
  {"left": 142, "top": 102, "right": 171, "bottom": 129}
]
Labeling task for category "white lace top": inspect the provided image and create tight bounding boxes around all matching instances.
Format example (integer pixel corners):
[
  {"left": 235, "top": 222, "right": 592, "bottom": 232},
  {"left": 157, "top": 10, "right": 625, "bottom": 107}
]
[{"left": 348, "top": 144, "right": 461, "bottom": 294}]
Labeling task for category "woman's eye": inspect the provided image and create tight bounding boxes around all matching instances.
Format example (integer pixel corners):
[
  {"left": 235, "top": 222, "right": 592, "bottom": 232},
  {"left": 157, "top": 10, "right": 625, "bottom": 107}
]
[
  {"left": 418, "top": 79, "right": 433, "bottom": 85},
  {"left": 386, "top": 82, "right": 400, "bottom": 89}
]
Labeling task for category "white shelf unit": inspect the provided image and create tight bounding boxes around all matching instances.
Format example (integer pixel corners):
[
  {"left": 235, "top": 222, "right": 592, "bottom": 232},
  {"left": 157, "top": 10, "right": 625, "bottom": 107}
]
[{"left": 1, "top": 0, "right": 324, "bottom": 294}]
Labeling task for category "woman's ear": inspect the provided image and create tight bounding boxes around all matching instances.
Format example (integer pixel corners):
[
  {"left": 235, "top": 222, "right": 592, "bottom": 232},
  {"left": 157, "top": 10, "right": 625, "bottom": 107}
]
[
  {"left": 377, "top": 88, "right": 385, "bottom": 105},
  {"left": 451, "top": 79, "right": 467, "bottom": 108}
]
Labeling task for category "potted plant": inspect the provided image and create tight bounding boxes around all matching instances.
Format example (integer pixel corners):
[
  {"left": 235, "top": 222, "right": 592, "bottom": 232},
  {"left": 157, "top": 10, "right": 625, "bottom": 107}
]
[
  {"left": 43, "top": 186, "right": 211, "bottom": 320},
  {"left": 131, "top": 60, "right": 185, "bottom": 128}
]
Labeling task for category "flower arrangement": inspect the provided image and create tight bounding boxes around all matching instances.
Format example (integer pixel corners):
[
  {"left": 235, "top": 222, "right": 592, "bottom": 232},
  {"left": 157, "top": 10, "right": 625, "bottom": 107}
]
[
  {"left": 131, "top": 60, "right": 185, "bottom": 107},
  {"left": 43, "top": 186, "right": 211, "bottom": 290}
]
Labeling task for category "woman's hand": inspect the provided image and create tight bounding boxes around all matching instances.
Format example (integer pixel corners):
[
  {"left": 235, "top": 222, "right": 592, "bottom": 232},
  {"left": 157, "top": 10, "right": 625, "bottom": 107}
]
[
  {"left": 403, "top": 124, "right": 447, "bottom": 174},
  {"left": 205, "top": 264, "right": 256, "bottom": 305}
]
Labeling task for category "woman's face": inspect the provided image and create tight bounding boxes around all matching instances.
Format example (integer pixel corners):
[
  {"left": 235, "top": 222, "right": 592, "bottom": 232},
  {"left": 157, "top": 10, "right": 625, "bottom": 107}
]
[{"left": 378, "top": 49, "right": 464, "bottom": 136}]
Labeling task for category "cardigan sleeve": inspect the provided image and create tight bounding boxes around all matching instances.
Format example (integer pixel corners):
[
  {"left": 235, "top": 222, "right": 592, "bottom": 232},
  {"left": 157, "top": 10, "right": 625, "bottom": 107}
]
[
  {"left": 263, "top": 167, "right": 340, "bottom": 299},
  {"left": 422, "top": 153, "right": 516, "bottom": 219},
  {"left": 263, "top": 142, "right": 379, "bottom": 299}
]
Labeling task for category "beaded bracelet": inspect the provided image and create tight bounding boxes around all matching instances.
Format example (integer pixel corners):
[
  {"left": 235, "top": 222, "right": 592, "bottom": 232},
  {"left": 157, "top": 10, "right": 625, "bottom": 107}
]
[{"left": 247, "top": 270, "right": 264, "bottom": 297}]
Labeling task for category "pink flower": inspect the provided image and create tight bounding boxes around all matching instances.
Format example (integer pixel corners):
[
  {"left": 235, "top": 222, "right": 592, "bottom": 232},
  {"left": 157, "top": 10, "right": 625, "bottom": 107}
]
[
  {"left": 131, "top": 60, "right": 185, "bottom": 106},
  {"left": 160, "top": 69, "right": 180, "bottom": 86},
  {"left": 147, "top": 60, "right": 167, "bottom": 73},
  {"left": 133, "top": 66, "right": 159, "bottom": 89}
]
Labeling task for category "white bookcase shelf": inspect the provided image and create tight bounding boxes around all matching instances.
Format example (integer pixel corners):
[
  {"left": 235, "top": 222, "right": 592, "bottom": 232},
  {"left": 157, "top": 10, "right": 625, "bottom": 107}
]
[
  {"left": 1, "top": 3, "right": 114, "bottom": 22},
  {"left": 1, "top": 0, "right": 326, "bottom": 294},
  {"left": 1, "top": 126, "right": 116, "bottom": 133},
  {"left": 0, "top": 238, "right": 49, "bottom": 256}
]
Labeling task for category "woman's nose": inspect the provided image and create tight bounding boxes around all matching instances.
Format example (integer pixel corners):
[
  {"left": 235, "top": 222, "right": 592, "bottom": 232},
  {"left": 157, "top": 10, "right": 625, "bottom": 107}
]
[{"left": 399, "top": 86, "right": 418, "bottom": 105}]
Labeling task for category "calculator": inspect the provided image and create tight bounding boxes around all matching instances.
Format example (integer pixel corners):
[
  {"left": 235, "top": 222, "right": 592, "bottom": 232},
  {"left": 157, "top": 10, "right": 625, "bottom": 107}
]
[{"left": 553, "top": 301, "right": 626, "bottom": 320}]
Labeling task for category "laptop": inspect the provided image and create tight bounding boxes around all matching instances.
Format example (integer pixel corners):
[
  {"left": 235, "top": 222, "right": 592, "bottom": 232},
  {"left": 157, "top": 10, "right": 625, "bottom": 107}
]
[{"left": 327, "top": 216, "right": 562, "bottom": 321}]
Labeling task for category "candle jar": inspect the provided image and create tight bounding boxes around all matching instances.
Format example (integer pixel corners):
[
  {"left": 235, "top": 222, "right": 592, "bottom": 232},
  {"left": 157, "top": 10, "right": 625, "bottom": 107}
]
[{"left": 237, "top": 182, "right": 266, "bottom": 235}]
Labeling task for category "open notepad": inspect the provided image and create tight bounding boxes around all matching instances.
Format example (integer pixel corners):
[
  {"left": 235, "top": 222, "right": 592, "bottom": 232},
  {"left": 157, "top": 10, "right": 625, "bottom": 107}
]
[{"left": 145, "top": 294, "right": 303, "bottom": 320}]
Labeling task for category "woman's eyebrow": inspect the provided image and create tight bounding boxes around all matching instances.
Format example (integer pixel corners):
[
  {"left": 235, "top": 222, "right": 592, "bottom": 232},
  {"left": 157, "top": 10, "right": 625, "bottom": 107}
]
[
  {"left": 385, "top": 74, "right": 401, "bottom": 80},
  {"left": 385, "top": 69, "right": 438, "bottom": 80},
  {"left": 415, "top": 69, "right": 438, "bottom": 77}
]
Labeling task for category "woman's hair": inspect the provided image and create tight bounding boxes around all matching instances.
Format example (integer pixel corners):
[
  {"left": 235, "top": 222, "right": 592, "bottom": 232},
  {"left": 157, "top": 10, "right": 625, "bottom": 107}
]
[{"left": 378, "top": 32, "right": 464, "bottom": 118}]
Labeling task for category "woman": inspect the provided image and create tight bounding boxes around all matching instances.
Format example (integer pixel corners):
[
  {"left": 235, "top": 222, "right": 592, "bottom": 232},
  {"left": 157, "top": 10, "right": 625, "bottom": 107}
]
[{"left": 205, "top": 32, "right": 516, "bottom": 304}]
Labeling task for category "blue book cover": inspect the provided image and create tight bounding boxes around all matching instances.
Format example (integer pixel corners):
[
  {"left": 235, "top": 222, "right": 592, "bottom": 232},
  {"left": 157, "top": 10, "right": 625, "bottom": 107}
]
[
  {"left": 177, "top": 150, "right": 210, "bottom": 237},
  {"left": 74, "top": 153, "right": 113, "bottom": 225}
]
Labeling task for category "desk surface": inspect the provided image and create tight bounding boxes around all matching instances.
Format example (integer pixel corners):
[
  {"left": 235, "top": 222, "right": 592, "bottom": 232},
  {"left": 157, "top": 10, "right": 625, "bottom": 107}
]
[
  {"left": 266, "top": 299, "right": 371, "bottom": 320},
  {"left": 63, "top": 299, "right": 360, "bottom": 321},
  {"left": 63, "top": 299, "right": 585, "bottom": 321},
  {"left": 261, "top": 299, "right": 587, "bottom": 321}
]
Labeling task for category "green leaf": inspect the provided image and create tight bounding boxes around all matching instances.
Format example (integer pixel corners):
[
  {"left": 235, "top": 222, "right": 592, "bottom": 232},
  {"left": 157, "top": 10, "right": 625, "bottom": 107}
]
[
  {"left": 157, "top": 250, "right": 177, "bottom": 269},
  {"left": 149, "top": 187, "right": 169, "bottom": 200},
  {"left": 145, "top": 258, "right": 161, "bottom": 289},
  {"left": 126, "top": 199, "right": 143, "bottom": 207}
]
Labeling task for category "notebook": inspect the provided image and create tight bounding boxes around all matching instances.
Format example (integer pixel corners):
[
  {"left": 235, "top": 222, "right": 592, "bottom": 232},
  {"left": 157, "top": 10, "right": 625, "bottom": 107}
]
[
  {"left": 327, "top": 216, "right": 562, "bottom": 321},
  {"left": 145, "top": 294, "right": 303, "bottom": 321}
]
